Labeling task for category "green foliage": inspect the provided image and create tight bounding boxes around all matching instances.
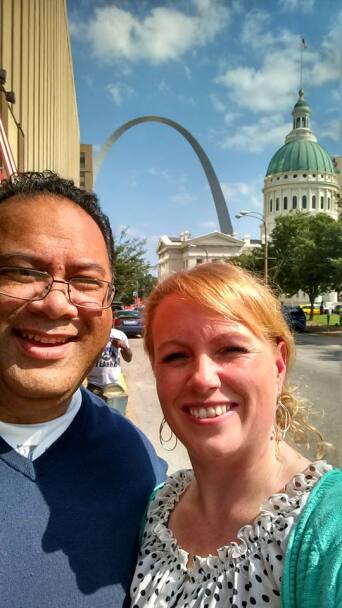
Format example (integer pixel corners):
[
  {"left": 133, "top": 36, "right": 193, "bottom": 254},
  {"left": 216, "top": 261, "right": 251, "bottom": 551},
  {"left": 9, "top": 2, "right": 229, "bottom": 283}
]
[
  {"left": 230, "top": 248, "right": 265, "bottom": 274},
  {"left": 112, "top": 228, "right": 155, "bottom": 304},
  {"left": 269, "top": 213, "right": 342, "bottom": 315}
]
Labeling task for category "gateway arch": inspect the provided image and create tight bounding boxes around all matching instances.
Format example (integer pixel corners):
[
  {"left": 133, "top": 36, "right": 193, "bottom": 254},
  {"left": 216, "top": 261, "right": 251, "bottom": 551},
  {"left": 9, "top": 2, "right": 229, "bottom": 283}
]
[{"left": 94, "top": 116, "right": 233, "bottom": 235}]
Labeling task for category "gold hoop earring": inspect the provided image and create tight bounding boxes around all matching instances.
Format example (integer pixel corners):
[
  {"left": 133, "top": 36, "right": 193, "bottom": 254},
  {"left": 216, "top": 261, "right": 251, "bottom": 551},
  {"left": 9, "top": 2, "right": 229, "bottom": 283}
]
[
  {"left": 274, "top": 398, "right": 291, "bottom": 441},
  {"left": 159, "top": 417, "right": 178, "bottom": 451}
]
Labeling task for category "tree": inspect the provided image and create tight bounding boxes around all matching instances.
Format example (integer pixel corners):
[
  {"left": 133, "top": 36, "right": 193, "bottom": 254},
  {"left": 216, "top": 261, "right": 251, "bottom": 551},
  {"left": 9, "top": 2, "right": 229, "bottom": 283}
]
[
  {"left": 269, "top": 213, "right": 342, "bottom": 318},
  {"left": 112, "top": 229, "right": 153, "bottom": 305},
  {"left": 230, "top": 248, "right": 265, "bottom": 275}
]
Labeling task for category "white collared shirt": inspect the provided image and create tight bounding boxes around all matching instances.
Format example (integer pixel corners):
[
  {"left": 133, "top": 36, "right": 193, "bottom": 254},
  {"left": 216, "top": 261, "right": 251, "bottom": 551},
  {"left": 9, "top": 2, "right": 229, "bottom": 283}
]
[{"left": 0, "top": 389, "right": 82, "bottom": 460}]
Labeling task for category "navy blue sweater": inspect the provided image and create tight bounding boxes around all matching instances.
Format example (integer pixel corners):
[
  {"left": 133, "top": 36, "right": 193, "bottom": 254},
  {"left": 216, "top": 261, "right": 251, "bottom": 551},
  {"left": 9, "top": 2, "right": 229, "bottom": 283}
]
[{"left": 0, "top": 388, "right": 166, "bottom": 607}]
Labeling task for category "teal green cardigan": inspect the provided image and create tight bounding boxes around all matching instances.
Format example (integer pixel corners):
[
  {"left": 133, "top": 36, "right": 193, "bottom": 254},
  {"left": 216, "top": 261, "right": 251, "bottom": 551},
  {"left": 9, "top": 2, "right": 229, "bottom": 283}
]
[{"left": 282, "top": 468, "right": 342, "bottom": 608}]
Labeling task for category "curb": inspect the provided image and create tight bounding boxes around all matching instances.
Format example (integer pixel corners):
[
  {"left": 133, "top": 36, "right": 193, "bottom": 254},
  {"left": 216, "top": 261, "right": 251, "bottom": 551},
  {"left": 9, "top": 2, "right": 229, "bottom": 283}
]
[{"left": 305, "top": 327, "right": 342, "bottom": 335}]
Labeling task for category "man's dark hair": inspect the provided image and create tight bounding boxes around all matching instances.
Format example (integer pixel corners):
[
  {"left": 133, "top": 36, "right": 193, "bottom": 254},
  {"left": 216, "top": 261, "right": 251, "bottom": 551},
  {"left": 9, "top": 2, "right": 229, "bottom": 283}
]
[{"left": 0, "top": 171, "right": 114, "bottom": 266}]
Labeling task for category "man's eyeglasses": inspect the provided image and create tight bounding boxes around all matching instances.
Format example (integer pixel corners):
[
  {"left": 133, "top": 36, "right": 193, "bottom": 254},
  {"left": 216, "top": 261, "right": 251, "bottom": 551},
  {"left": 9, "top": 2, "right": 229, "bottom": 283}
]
[{"left": 0, "top": 267, "right": 115, "bottom": 310}]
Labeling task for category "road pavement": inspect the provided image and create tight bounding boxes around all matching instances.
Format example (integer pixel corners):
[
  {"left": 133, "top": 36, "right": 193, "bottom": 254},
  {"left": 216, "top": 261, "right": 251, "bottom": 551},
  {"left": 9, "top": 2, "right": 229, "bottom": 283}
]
[{"left": 122, "top": 331, "right": 341, "bottom": 471}]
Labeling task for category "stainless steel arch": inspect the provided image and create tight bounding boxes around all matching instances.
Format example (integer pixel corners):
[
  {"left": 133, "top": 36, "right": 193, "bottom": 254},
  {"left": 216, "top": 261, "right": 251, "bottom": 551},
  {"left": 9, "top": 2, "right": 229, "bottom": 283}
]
[{"left": 93, "top": 115, "right": 233, "bottom": 235}]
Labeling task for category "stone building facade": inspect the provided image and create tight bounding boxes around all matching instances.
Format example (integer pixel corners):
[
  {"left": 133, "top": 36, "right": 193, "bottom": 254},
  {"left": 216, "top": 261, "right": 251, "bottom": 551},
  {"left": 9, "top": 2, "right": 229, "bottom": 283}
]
[{"left": 0, "top": 0, "right": 79, "bottom": 183}]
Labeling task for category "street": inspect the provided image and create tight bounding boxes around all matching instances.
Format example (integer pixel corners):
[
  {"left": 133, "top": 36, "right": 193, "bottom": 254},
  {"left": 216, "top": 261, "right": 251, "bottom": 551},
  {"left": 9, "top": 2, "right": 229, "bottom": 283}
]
[{"left": 122, "top": 332, "right": 341, "bottom": 471}]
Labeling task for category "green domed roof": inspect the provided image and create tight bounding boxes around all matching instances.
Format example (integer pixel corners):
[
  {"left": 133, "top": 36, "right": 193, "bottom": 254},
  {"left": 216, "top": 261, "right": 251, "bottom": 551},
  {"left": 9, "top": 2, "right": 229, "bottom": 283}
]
[{"left": 266, "top": 140, "right": 335, "bottom": 176}]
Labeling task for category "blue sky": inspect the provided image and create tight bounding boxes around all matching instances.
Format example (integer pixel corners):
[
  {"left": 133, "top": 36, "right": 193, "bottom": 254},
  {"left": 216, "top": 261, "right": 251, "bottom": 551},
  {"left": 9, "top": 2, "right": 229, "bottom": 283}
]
[{"left": 67, "top": 0, "right": 341, "bottom": 265}]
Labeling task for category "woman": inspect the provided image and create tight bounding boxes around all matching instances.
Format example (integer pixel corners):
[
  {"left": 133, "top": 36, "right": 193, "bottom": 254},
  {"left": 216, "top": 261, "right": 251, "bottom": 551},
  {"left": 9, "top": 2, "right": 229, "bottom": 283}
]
[{"left": 131, "top": 263, "right": 341, "bottom": 608}]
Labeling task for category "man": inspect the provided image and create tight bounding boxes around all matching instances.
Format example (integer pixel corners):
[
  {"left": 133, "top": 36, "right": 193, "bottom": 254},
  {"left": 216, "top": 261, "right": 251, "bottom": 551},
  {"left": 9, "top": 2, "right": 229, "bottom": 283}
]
[
  {"left": 87, "top": 312, "right": 132, "bottom": 404},
  {"left": 0, "top": 171, "right": 166, "bottom": 607}
]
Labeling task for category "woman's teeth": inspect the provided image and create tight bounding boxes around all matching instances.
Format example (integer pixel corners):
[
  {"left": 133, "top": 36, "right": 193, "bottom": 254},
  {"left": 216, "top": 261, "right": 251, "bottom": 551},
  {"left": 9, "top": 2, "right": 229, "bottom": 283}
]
[{"left": 189, "top": 405, "right": 231, "bottom": 419}]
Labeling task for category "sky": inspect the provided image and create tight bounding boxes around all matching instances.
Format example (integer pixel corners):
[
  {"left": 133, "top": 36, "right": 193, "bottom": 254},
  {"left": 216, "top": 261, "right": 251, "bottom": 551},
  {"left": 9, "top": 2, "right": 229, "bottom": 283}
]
[{"left": 67, "top": 0, "right": 341, "bottom": 266}]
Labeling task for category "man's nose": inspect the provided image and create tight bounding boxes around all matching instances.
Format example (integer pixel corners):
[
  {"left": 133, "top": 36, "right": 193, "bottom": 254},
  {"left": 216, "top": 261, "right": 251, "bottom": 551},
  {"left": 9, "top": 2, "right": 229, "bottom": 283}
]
[
  {"left": 26, "top": 284, "right": 78, "bottom": 319},
  {"left": 188, "top": 355, "right": 221, "bottom": 392}
]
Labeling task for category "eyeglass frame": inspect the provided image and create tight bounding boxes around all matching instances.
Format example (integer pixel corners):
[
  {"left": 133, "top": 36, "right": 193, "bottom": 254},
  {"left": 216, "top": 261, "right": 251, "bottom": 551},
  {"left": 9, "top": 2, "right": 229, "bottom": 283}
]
[{"left": 0, "top": 266, "right": 115, "bottom": 310}]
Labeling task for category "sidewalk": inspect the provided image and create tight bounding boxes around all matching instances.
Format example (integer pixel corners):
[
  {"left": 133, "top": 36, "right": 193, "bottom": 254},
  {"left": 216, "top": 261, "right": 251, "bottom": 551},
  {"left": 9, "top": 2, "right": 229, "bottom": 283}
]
[{"left": 306, "top": 325, "right": 342, "bottom": 335}]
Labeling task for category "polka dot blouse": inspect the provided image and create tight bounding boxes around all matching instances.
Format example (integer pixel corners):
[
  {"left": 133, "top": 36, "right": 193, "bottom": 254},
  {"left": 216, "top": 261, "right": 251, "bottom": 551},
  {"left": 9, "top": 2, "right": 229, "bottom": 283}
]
[{"left": 131, "top": 461, "right": 332, "bottom": 607}]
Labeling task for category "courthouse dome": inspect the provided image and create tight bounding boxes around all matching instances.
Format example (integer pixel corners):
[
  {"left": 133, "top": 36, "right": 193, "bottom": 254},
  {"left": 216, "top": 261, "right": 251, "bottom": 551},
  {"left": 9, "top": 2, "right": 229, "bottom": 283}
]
[
  {"left": 266, "top": 89, "right": 335, "bottom": 176},
  {"left": 266, "top": 140, "right": 335, "bottom": 175}
]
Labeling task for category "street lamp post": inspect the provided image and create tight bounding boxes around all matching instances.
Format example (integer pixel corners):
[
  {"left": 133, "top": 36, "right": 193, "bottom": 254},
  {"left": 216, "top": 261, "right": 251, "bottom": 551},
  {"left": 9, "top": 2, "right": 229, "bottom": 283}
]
[{"left": 235, "top": 210, "right": 268, "bottom": 284}]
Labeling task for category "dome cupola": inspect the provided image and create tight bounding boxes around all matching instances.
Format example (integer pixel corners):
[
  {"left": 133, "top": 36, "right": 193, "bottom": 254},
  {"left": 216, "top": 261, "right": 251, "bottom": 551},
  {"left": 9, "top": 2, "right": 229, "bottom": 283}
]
[{"left": 266, "top": 89, "right": 335, "bottom": 175}]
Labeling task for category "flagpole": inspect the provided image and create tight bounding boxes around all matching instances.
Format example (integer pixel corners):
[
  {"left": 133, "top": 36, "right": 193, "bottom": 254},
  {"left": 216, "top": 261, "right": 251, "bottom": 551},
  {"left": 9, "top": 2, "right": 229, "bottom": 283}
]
[{"left": 300, "top": 37, "right": 307, "bottom": 90}]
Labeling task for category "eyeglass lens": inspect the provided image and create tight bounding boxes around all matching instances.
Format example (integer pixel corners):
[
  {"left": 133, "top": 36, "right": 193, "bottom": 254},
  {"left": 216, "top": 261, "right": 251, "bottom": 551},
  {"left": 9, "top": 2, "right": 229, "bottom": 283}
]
[{"left": 0, "top": 268, "right": 114, "bottom": 309}]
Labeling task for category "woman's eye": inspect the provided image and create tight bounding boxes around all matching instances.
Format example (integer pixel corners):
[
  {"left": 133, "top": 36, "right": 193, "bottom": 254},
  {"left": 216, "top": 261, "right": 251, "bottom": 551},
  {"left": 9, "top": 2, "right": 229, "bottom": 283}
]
[
  {"left": 161, "top": 352, "right": 188, "bottom": 363},
  {"left": 220, "top": 346, "right": 248, "bottom": 355}
]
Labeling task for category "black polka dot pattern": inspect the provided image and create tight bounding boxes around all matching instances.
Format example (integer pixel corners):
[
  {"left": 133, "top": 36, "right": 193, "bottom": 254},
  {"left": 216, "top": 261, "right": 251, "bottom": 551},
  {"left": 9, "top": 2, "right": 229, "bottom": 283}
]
[{"left": 130, "top": 462, "right": 331, "bottom": 607}]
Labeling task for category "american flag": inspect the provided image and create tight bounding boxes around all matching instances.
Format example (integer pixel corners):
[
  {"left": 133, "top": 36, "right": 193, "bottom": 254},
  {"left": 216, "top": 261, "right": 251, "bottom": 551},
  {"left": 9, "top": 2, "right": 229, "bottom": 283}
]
[{"left": 301, "top": 37, "right": 307, "bottom": 48}]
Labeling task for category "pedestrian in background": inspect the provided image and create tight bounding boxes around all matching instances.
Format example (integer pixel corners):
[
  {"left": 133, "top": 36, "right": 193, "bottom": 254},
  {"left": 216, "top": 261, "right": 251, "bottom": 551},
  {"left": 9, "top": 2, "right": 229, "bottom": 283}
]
[
  {"left": 0, "top": 171, "right": 166, "bottom": 608},
  {"left": 87, "top": 311, "right": 132, "bottom": 403},
  {"left": 131, "top": 263, "right": 341, "bottom": 608}
]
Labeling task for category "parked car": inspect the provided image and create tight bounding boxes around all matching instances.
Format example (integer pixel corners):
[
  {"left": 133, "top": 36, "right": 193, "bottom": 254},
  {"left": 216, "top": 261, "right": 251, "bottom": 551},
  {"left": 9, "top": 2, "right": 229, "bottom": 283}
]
[
  {"left": 333, "top": 304, "right": 342, "bottom": 315},
  {"left": 282, "top": 305, "right": 306, "bottom": 332},
  {"left": 111, "top": 301, "right": 124, "bottom": 312},
  {"left": 300, "top": 304, "right": 320, "bottom": 315},
  {"left": 114, "top": 309, "right": 144, "bottom": 337}
]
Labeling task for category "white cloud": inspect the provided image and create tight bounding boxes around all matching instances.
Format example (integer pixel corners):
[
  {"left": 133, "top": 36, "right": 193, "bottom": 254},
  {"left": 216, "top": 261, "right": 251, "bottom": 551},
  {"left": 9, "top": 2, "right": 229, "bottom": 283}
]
[
  {"left": 216, "top": 9, "right": 342, "bottom": 113},
  {"left": 217, "top": 50, "right": 302, "bottom": 113},
  {"left": 177, "top": 94, "right": 196, "bottom": 106},
  {"left": 317, "top": 118, "right": 342, "bottom": 142},
  {"left": 81, "top": 74, "right": 94, "bottom": 88},
  {"left": 158, "top": 80, "right": 171, "bottom": 94},
  {"left": 210, "top": 93, "right": 226, "bottom": 112},
  {"left": 169, "top": 186, "right": 197, "bottom": 205},
  {"left": 158, "top": 80, "right": 196, "bottom": 105},
  {"left": 221, "top": 115, "right": 290, "bottom": 152},
  {"left": 198, "top": 220, "right": 219, "bottom": 230},
  {"left": 147, "top": 167, "right": 170, "bottom": 180},
  {"left": 182, "top": 63, "right": 192, "bottom": 79},
  {"left": 221, "top": 177, "right": 264, "bottom": 212},
  {"left": 279, "top": 0, "right": 316, "bottom": 13},
  {"left": 71, "top": 1, "right": 231, "bottom": 65},
  {"left": 224, "top": 111, "right": 241, "bottom": 125},
  {"left": 310, "top": 12, "right": 342, "bottom": 85},
  {"left": 106, "top": 82, "right": 136, "bottom": 105}
]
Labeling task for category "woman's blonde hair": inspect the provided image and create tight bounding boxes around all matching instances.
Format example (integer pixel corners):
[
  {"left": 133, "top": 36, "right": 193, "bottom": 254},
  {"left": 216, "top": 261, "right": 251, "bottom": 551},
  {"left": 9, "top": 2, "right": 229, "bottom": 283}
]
[{"left": 144, "top": 263, "right": 326, "bottom": 457}]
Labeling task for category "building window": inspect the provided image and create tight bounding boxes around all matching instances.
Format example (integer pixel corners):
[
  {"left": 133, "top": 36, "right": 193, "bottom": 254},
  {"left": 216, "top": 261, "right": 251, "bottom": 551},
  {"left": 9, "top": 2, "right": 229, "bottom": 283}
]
[
  {"left": 270, "top": 199, "right": 273, "bottom": 212},
  {"left": 276, "top": 198, "right": 279, "bottom": 211},
  {"left": 296, "top": 117, "right": 300, "bottom": 128},
  {"left": 327, "top": 197, "right": 330, "bottom": 209},
  {"left": 302, "top": 117, "right": 305, "bottom": 127},
  {"left": 196, "top": 258, "right": 203, "bottom": 265},
  {"left": 292, "top": 196, "right": 297, "bottom": 209},
  {"left": 320, "top": 196, "right": 324, "bottom": 209},
  {"left": 293, "top": 174, "right": 297, "bottom": 178},
  {"left": 80, "top": 174, "right": 86, "bottom": 187},
  {"left": 302, "top": 195, "right": 307, "bottom": 209},
  {"left": 283, "top": 196, "right": 288, "bottom": 210},
  {"left": 80, "top": 152, "right": 86, "bottom": 169},
  {"left": 284, "top": 174, "right": 288, "bottom": 179},
  {"left": 312, "top": 195, "right": 316, "bottom": 209}
]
